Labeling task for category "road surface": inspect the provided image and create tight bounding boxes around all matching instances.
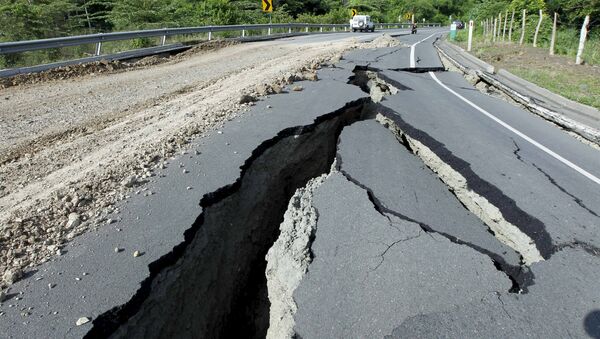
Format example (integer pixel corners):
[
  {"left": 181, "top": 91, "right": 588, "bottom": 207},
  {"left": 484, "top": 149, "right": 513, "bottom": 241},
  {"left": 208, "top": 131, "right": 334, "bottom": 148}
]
[{"left": 0, "top": 28, "right": 599, "bottom": 338}]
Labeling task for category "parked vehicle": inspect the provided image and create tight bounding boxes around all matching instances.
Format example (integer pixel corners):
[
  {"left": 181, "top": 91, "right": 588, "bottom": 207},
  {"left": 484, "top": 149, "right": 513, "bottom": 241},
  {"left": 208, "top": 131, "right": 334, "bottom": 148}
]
[
  {"left": 350, "top": 15, "right": 375, "bottom": 32},
  {"left": 452, "top": 20, "right": 465, "bottom": 29}
]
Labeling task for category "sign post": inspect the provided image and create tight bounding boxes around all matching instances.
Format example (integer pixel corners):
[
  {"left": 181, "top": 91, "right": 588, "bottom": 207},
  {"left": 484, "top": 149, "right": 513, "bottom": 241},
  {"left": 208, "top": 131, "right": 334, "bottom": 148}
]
[{"left": 262, "top": 0, "right": 273, "bottom": 35}]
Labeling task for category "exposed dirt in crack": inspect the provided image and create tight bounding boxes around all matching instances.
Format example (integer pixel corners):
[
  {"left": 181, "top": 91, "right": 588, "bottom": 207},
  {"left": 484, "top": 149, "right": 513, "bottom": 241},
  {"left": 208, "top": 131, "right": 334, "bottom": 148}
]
[
  {"left": 84, "top": 99, "right": 370, "bottom": 338},
  {"left": 264, "top": 172, "right": 330, "bottom": 339}
]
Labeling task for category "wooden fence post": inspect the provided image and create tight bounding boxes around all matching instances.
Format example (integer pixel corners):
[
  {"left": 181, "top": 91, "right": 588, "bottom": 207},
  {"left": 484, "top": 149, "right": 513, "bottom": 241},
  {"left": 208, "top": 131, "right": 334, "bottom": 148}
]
[
  {"left": 503, "top": 10, "right": 508, "bottom": 41},
  {"left": 549, "top": 12, "right": 558, "bottom": 55},
  {"left": 484, "top": 19, "right": 487, "bottom": 37},
  {"left": 468, "top": 20, "right": 474, "bottom": 51},
  {"left": 576, "top": 15, "right": 590, "bottom": 65},
  {"left": 498, "top": 13, "right": 502, "bottom": 39},
  {"left": 533, "top": 9, "right": 543, "bottom": 47},
  {"left": 493, "top": 17, "right": 497, "bottom": 42},
  {"left": 519, "top": 9, "right": 526, "bottom": 45},
  {"left": 509, "top": 9, "right": 515, "bottom": 41}
]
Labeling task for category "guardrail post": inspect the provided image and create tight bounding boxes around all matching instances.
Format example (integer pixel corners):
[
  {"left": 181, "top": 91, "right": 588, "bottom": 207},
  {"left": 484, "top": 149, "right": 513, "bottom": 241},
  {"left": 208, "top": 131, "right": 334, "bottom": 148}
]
[
  {"left": 333, "top": 26, "right": 336, "bottom": 32},
  {"left": 345, "top": 27, "right": 347, "bottom": 32},
  {"left": 94, "top": 41, "right": 102, "bottom": 56},
  {"left": 268, "top": 26, "right": 271, "bottom": 35},
  {"left": 305, "top": 27, "right": 309, "bottom": 33},
  {"left": 289, "top": 27, "right": 292, "bottom": 33},
  {"left": 160, "top": 35, "right": 166, "bottom": 46},
  {"left": 242, "top": 29, "right": 246, "bottom": 37},
  {"left": 320, "top": 26, "right": 323, "bottom": 32},
  {"left": 208, "top": 31, "right": 212, "bottom": 41}
]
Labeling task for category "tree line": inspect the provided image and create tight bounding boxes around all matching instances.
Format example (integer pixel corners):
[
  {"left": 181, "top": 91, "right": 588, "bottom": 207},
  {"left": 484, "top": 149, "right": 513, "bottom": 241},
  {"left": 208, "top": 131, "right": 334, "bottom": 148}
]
[
  {"left": 0, "top": 0, "right": 596, "bottom": 42},
  {"left": 0, "top": 0, "right": 473, "bottom": 41}
]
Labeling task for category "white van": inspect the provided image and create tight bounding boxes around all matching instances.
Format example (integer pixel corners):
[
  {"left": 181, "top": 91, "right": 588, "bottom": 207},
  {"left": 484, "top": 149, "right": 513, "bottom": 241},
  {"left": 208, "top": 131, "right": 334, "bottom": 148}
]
[{"left": 350, "top": 15, "right": 375, "bottom": 32}]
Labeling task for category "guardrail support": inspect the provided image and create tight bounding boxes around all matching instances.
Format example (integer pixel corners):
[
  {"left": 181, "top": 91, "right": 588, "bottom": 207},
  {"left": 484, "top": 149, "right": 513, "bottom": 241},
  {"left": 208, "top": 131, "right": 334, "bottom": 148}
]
[
  {"left": 320, "top": 26, "right": 323, "bottom": 32},
  {"left": 305, "top": 27, "right": 309, "bottom": 33},
  {"left": 242, "top": 29, "right": 246, "bottom": 37},
  {"left": 344, "top": 27, "right": 347, "bottom": 32},
  {"left": 333, "top": 27, "right": 336, "bottom": 32},
  {"left": 94, "top": 41, "right": 102, "bottom": 56},
  {"left": 268, "top": 26, "right": 271, "bottom": 35},
  {"left": 289, "top": 27, "right": 292, "bottom": 33},
  {"left": 160, "top": 35, "right": 166, "bottom": 46},
  {"left": 208, "top": 31, "right": 212, "bottom": 41}
]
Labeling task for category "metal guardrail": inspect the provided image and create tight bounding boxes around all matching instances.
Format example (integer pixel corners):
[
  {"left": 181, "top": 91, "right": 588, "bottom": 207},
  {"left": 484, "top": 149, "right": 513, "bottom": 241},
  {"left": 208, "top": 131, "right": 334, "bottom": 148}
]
[{"left": 0, "top": 22, "right": 441, "bottom": 56}]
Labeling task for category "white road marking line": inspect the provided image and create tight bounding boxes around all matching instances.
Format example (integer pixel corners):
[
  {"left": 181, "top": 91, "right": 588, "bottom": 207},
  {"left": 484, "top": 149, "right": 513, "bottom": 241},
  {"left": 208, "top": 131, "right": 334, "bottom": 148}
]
[
  {"left": 429, "top": 71, "right": 600, "bottom": 186},
  {"left": 410, "top": 33, "right": 438, "bottom": 68}
]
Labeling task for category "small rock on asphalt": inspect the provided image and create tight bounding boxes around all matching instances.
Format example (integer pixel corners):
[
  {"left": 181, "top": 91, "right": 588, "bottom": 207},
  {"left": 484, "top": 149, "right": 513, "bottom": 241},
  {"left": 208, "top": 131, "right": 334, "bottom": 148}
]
[
  {"left": 76, "top": 317, "right": 90, "bottom": 326},
  {"left": 292, "top": 85, "right": 303, "bottom": 92},
  {"left": 133, "top": 251, "right": 141, "bottom": 257}
]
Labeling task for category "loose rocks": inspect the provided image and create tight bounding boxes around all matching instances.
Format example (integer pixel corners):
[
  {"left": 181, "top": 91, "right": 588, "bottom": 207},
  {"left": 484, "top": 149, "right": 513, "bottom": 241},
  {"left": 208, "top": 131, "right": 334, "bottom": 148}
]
[
  {"left": 66, "top": 213, "right": 81, "bottom": 229},
  {"left": 2, "top": 269, "right": 23, "bottom": 285},
  {"left": 76, "top": 317, "right": 90, "bottom": 326},
  {"left": 239, "top": 94, "right": 257, "bottom": 104}
]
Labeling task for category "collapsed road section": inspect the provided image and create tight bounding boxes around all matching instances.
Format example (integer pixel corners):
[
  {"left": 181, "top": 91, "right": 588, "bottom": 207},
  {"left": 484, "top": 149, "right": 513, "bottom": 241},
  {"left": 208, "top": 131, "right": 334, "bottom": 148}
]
[{"left": 1, "top": 31, "right": 599, "bottom": 339}]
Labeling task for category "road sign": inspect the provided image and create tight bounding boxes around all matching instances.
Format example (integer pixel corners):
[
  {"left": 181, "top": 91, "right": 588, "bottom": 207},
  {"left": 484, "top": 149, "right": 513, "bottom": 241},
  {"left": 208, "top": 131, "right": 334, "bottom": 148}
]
[
  {"left": 404, "top": 12, "right": 413, "bottom": 20},
  {"left": 351, "top": 9, "right": 358, "bottom": 17},
  {"left": 262, "top": 0, "right": 272, "bottom": 12}
]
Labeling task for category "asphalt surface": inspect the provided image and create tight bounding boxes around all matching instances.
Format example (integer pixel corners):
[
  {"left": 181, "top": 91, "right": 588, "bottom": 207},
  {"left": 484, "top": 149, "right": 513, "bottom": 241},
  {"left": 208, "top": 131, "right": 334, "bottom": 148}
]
[{"left": 2, "top": 27, "right": 600, "bottom": 338}]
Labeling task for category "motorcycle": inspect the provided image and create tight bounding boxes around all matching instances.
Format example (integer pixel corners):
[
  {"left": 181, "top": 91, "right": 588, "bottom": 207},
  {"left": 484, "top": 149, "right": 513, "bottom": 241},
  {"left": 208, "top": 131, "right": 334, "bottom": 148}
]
[{"left": 411, "top": 25, "right": 417, "bottom": 34}]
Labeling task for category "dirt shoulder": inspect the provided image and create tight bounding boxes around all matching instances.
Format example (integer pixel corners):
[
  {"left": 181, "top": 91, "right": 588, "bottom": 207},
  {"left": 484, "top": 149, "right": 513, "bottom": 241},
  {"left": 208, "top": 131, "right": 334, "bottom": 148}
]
[
  {"left": 0, "top": 36, "right": 367, "bottom": 288},
  {"left": 457, "top": 41, "right": 600, "bottom": 110}
]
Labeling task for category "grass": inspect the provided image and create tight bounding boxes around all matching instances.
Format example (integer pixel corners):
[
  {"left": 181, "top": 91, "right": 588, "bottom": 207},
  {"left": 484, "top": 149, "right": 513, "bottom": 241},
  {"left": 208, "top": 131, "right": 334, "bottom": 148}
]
[
  {"left": 453, "top": 29, "right": 600, "bottom": 66},
  {"left": 509, "top": 67, "right": 600, "bottom": 110}
]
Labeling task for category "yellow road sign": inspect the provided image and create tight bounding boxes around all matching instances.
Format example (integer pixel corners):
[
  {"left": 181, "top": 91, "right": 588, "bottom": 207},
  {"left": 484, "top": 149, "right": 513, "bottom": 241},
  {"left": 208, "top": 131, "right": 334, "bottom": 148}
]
[
  {"left": 262, "top": 0, "right": 273, "bottom": 12},
  {"left": 351, "top": 9, "right": 358, "bottom": 17},
  {"left": 403, "top": 12, "right": 413, "bottom": 20}
]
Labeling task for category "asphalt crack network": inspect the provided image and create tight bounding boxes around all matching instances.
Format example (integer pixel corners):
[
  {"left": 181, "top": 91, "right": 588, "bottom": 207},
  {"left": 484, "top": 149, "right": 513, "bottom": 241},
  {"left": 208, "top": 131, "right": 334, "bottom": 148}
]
[
  {"left": 337, "top": 164, "right": 526, "bottom": 292},
  {"left": 553, "top": 241, "right": 600, "bottom": 257},
  {"left": 510, "top": 138, "right": 598, "bottom": 218},
  {"left": 530, "top": 162, "right": 600, "bottom": 218},
  {"left": 342, "top": 65, "right": 547, "bottom": 291},
  {"left": 374, "top": 105, "right": 550, "bottom": 263},
  {"left": 512, "top": 139, "right": 525, "bottom": 163}
]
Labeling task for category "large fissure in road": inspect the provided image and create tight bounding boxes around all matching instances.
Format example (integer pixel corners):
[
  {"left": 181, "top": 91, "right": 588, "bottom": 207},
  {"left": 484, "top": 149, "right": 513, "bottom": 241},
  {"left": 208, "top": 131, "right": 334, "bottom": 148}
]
[
  {"left": 84, "top": 99, "right": 370, "bottom": 339},
  {"left": 84, "top": 60, "right": 547, "bottom": 338}
]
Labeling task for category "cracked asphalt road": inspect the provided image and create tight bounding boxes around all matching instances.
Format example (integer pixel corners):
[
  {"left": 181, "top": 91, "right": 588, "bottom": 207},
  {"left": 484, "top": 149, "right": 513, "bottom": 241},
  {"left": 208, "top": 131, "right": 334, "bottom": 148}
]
[{"left": 1, "top": 28, "right": 600, "bottom": 338}]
